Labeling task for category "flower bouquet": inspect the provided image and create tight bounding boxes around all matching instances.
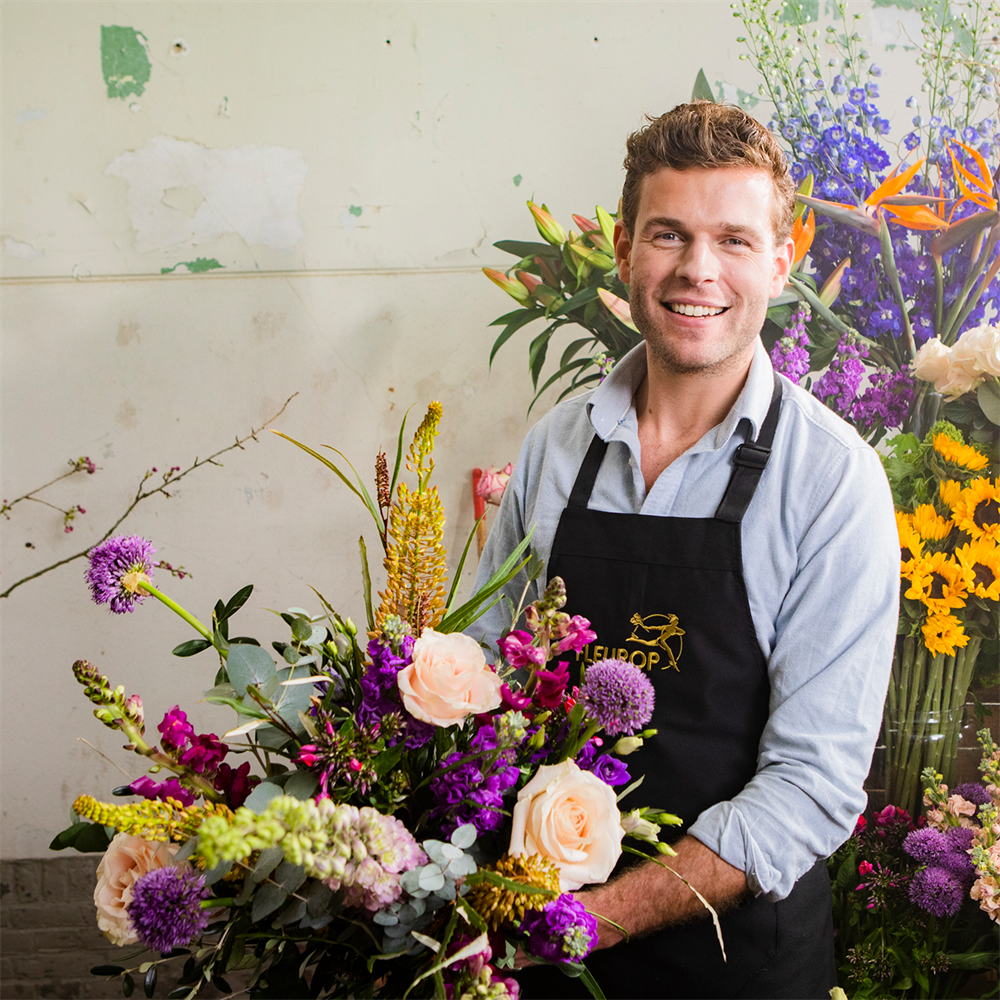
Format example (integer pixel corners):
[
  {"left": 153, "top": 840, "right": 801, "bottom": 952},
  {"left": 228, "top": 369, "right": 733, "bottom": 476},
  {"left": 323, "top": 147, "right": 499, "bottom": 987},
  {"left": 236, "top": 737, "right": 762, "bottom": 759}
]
[
  {"left": 827, "top": 730, "right": 1000, "bottom": 998},
  {"left": 883, "top": 420, "right": 998, "bottom": 817},
  {"left": 52, "top": 404, "right": 694, "bottom": 1000}
]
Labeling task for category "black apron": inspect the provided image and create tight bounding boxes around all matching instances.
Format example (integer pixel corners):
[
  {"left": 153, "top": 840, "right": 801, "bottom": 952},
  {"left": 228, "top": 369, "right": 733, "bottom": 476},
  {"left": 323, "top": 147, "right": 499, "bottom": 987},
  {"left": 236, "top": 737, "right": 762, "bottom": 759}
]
[{"left": 520, "top": 376, "right": 836, "bottom": 1000}]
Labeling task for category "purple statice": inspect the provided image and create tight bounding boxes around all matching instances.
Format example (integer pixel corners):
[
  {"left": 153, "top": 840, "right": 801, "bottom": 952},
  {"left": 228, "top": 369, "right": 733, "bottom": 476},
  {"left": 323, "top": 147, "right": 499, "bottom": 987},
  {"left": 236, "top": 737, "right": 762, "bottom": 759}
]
[
  {"left": 519, "top": 894, "right": 599, "bottom": 963},
  {"left": 158, "top": 706, "right": 195, "bottom": 751},
  {"left": 814, "top": 335, "right": 869, "bottom": 417},
  {"left": 578, "top": 659, "right": 654, "bottom": 736},
  {"left": 128, "top": 866, "right": 210, "bottom": 953},
  {"left": 358, "top": 636, "right": 433, "bottom": 749},
  {"left": 85, "top": 535, "right": 156, "bottom": 613},
  {"left": 850, "top": 368, "right": 915, "bottom": 434},
  {"left": 428, "top": 723, "right": 519, "bottom": 836},
  {"left": 577, "top": 741, "right": 630, "bottom": 787},
  {"left": 907, "top": 865, "right": 965, "bottom": 917},
  {"left": 128, "top": 775, "right": 195, "bottom": 808},
  {"left": 770, "top": 303, "right": 811, "bottom": 385},
  {"left": 954, "top": 783, "right": 991, "bottom": 808}
]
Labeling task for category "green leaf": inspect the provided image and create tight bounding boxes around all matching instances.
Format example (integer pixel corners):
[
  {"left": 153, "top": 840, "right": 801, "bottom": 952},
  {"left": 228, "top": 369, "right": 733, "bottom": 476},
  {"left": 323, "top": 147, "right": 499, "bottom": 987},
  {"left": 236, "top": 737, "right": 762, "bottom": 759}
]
[
  {"left": 560, "top": 337, "right": 596, "bottom": 369},
  {"left": 253, "top": 847, "right": 284, "bottom": 883},
  {"left": 284, "top": 770, "right": 319, "bottom": 800},
  {"left": 203, "top": 694, "right": 268, "bottom": 718},
  {"left": 945, "top": 950, "right": 1000, "bottom": 970},
  {"left": 252, "top": 882, "right": 287, "bottom": 922},
  {"left": 122, "top": 972, "right": 135, "bottom": 997},
  {"left": 222, "top": 584, "right": 254, "bottom": 620},
  {"left": 374, "top": 742, "right": 405, "bottom": 778},
  {"left": 493, "top": 239, "right": 555, "bottom": 258},
  {"left": 389, "top": 404, "right": 415, "bottom": 500},
  {"left": 528, "top": 326, "right": 554, "bottom": 389},
  {"left": 172, "top": 638, "right": 212, "bottom": 657},
  {"left": 226, "top": 644, "right": 277, "bottom": 695},
  {"left": 489, "top": 309, "right": 545, "bottom": 367},
  {"left": 49, "top": 821, "right": 113, "bottom": 853},
  {"left": 243, "top": 780, "right": 284, "bottom": 813},
  {"left": 561, "top": 285, "right": 600, "bottom": 313},
  {"left": 977, "top": 380, "right": 1000, "bottom": 425},
  {"left": 359, "top": 536, "right": 375, "bottom": 634},
  {"left": 690, "top": 68, "right": 714, "bottom": 102},
  {"left": 445, "top": 514, "right": 485, "bottom": 615},
  {"left": 274, "top": 860, "right": 307, "bottom": 893},
  {"left": 143, "top": 965, "right": 157, "bottom": 999},
  {"left": 529, "top": 357, "right": 593, "bottom": 415}
]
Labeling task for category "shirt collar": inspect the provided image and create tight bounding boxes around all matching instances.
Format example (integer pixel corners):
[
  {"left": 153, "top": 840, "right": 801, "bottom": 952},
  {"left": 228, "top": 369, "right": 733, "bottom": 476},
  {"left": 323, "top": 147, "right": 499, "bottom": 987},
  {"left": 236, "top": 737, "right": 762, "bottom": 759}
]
[{"left": 588, "top": 339, "right": 776, "bottom": 448}]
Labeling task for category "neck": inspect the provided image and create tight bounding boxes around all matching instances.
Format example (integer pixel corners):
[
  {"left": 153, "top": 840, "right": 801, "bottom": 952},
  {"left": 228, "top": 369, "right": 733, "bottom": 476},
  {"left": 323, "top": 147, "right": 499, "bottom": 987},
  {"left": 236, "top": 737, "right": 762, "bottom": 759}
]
[{"left": 634, "top": 344, "right": 755, "bottom": 492}]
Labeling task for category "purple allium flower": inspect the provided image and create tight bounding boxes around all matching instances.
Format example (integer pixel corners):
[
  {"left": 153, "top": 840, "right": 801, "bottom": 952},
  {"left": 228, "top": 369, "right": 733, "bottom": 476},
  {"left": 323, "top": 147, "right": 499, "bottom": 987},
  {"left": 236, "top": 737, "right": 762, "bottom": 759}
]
[
  {"left": 954, "top": 783, "right": 991, "bottom": 807},
  {"left": 158, "top": 706, "right": 194, "bottom": 752},
  {"left": 128, "top": 775, "right": 196, "bottom": 808},
  {"left": 903, "top": 827, "right": 949, "bottom": 865},
  {"left": 519, "top": 894, "right": 599, "bottom": 963},
  {"left": 128, "top": 866, "right": 209, "bottom": 953},
  {"left": 578, "top": 659, "right": 655, "bottom": 736},
  {"left": 86, "top": 535, "right": 155, "bottom": 613},
  {"left": 907, "top": 865, "right": 965, "bottom": 917}
]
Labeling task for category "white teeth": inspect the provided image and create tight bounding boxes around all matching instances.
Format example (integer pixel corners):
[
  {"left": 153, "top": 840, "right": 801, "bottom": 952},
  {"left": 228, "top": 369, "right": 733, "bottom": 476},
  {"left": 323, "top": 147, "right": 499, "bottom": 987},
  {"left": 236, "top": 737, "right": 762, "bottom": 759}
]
[{"left": 667, "top": 303, "right": 725, "bottom": 317}]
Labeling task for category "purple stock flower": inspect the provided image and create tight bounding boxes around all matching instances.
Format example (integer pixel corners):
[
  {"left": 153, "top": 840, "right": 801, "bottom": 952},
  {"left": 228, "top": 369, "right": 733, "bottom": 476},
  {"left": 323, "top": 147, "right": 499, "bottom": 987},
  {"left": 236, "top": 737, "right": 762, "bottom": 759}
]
[
  {"left": 814, "top": 336, "right": 868, "bottom": 415},
  {"left": 128, "top": 775, "right": 195, "bottom": 808},
  {"left": 86, "top": 535, "right": 155, "bottom": 613},
  {"left": 128, "top": 866, "right": 210, "bottom": 953},
  {"left": 519, "top": 894, "right": 599, "bottom": 962},
  {"left": 214, "top": 760, "right": 259, "bottom": 809},
  {"left": 554, "top": 616, "right": 597, "bottom": 655},
  {"left": 534, "top": 661, "right": 570, "bottom": 709},
  {"left": 358, "top": 637, "right": 434, "bottom": 749},
  {"left": 850, "top": 368, "right": 914, "bottom": 433},
  {"left": 770, "top": 303, "right": 811, "bottom": 384},
  {"left": 499, "top": 630, "right": 546, "bottom": 668},
  {"left": 179, "top": 733, "right": 227, "bottom": 774},
  {"left": 579, "top": 659, "right": 655, "bottom": 736},
  {"left": 158, "top": 706, "right": 195, "bottom": 752},
  {"left": 907, "top": 866, "right": 965, "bottom": 917}
]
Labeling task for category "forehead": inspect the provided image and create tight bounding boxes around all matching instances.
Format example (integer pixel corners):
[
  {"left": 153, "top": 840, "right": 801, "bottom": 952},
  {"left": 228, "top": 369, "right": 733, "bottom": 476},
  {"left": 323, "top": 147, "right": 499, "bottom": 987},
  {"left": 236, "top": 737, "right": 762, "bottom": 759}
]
[{"left": 635, "top": 166, "right": 778, "bottom": 238}]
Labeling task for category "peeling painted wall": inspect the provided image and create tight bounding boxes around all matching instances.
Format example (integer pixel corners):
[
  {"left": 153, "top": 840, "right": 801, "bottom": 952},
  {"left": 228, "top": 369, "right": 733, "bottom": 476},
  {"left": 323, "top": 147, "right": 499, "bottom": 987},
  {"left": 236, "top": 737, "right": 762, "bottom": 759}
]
[{"left": 2, "top": 1, "right": 926, "bottom": 859}]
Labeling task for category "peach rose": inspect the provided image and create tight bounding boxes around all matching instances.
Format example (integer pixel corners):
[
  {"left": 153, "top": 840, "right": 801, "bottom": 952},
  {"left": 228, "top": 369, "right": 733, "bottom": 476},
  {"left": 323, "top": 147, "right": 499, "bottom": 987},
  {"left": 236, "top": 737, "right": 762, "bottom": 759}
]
[
  {"left": 397, "top": 629, "right": 502, "bottom": 727},
  {"left": 508, "top": 759, "right": 624, "bottom": 890},
  {"left": 94, "top": 833, "right": 182, "bottom": 945},
  {"left": 912, "top": 337, "right": 953, "bottom": 385}
]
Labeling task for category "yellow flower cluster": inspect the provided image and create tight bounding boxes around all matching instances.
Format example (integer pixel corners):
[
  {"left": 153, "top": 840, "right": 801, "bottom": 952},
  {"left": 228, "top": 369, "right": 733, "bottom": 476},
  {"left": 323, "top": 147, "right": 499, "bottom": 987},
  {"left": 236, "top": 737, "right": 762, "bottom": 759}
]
[
  {"left": 897, "top": 476, "right": 999, "bottom": 657},
  {"left": 73, "top": 794, "right": 232, "bottom": 843},
  {"left": 464, "top": 853, "right": 562, "bottom": 931},
  {"left": 932, "top": 433, "right": 991, "bottom": 473}
]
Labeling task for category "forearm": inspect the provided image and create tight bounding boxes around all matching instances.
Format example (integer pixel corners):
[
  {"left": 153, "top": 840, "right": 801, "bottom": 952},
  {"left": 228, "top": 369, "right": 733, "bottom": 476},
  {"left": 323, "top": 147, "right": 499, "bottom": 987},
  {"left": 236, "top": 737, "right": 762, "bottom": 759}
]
[{"left": 579, "top": 835, "right": 750, "bottom": 949}]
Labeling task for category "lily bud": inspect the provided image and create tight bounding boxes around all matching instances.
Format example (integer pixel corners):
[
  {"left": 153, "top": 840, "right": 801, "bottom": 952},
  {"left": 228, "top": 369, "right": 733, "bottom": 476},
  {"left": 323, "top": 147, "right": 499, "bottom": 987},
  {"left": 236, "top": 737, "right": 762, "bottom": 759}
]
[
  {"left": 819, "top": 257, "right": 851, "bottom": 307},
  {"left": 622, "top": 808, "right": 661, "bottom": 842},
  {"left": 613, "top": 736, "right": 644, "bottom": 755},
  {"left": 528, "top": 201, "right": 567, "bottom": 245},
  {"left": 641, "top": 728, "right": 658, "bottom": 738},
  {"left": 572, "top": 214, "right": 611, "bottom": 253},
  {"left": 596, "top": 205, "right": 616, "bottom": 252},
  {"left": 516, "top": 271, "right": 561, "bottom": 308},
  {"left": 597, "top": 287, "right": 640, "bottom": 333},
  {"left": 483, "top": 268, "right": 532, "bottom": 307},
  {"left": 569, "top": 241, "right": 614, "bottom": 271},
  {"left": 528, "top": 727, "right": 547, "bottom": 750},
  {"left": 343, "top": 617, "right": 357, "bottom": 637}
]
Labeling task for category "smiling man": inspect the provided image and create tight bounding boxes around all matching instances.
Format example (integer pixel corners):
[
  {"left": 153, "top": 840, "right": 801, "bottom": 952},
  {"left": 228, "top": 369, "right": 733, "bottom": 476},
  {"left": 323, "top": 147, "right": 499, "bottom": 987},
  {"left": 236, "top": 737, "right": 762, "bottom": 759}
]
[{"left": 471, "top": 102, "right": 899, "bottom": 999}]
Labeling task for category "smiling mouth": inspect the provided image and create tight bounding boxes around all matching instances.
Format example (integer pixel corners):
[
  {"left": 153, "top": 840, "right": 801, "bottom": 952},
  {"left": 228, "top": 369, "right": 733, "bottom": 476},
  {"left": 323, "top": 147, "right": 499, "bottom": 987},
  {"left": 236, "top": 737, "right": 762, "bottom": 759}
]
[{"left": 665, "top": 303, "right": 728, "bottom": 317}]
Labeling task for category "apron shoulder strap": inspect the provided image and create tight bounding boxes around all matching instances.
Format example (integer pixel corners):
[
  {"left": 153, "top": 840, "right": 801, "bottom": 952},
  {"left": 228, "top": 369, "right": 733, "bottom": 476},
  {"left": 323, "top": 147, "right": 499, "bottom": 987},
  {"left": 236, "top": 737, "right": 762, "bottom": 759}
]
[
  {"left": 714, "top": 372, "right": 783, "bottom": 524},
  {"left": 567, "top": 433, "right": 609, "bottom": 508}
]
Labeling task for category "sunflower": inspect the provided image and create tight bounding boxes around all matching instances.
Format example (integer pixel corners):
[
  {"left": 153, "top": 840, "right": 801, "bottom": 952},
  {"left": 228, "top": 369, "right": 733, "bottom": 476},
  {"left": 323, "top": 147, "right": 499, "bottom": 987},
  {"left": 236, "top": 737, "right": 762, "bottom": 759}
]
[
  {"left": 952, "top": 478, "right": 1000, "bottom": 543},
  {"left": 931, "top": 433, "right": 991, "bottom": 472},
  {"left": 956, "top": 537, "right": 1000, "bottom": 601},
  {"left": 905, "top": 550, "right": 970, "bottom": 613},
  {"left": 922, "top": 612, "right": 970, "bottom": 658},
  {"left": 896, "top": 513, "right": 924, "bottom": 577},
  {"left": 911, "top": 503, "right": 953, "bottom": 542},
  {"left": 939, "top": 479, "right": 964, "bottom": 511}
]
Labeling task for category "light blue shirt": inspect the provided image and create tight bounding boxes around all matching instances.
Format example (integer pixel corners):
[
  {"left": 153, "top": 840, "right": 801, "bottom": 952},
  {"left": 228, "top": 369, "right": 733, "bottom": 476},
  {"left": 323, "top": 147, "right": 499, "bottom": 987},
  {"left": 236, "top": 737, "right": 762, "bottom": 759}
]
[{"left": 471, "top": 340, "right": 899, "bottom": 901}]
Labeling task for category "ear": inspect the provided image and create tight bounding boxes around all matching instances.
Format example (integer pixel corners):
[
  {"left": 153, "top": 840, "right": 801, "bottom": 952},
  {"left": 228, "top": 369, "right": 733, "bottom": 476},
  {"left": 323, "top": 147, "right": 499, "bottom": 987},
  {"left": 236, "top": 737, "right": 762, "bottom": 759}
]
[
  {"left": 769, "top": 236, "right": 795, "bottom": 298},
  {"left": 614, "top": 219, "right": 633, "bottom": 284}
]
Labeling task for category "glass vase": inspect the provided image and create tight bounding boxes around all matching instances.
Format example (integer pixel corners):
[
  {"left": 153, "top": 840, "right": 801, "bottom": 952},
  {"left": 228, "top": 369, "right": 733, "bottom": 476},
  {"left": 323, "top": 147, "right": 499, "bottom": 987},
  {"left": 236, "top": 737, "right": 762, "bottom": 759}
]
[{"left": 883, "top": 633, "right": 981, "bottom": 818}]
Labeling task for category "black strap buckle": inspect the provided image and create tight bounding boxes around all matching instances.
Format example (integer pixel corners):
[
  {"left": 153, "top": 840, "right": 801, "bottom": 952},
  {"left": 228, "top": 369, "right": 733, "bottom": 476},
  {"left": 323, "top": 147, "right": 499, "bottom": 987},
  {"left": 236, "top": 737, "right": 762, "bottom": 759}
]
[{"left": 733, "top": 441, "right": 772, "bottom": 471}]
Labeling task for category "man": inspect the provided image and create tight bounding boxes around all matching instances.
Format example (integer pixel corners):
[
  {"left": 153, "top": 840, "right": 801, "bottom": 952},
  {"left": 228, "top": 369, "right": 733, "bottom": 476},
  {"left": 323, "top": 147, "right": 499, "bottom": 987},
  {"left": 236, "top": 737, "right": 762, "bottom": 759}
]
[{"left": 471, "top": 102, "right": 899, "bottom": 999}]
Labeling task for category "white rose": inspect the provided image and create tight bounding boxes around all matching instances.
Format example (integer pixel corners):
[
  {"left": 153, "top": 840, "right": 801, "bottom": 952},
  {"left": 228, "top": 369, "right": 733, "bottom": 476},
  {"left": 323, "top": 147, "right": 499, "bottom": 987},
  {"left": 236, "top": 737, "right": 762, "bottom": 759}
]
[
  {"left": 508, "top": 759, "right": 624, "bottom": 890},
  {"left": 397, "top": 628, "right": 502, "bottom": 727},
  {"left": 911, "top": 338, "right": 953, "bottom": 385},
  {"left": 935, "top": 358, "right": 983, "bottom": 399},
  {"left": 94, "top": 833, "right": 182, "bottom": 945},
  {"left": 954, "top": 322, "right": 1000, "bottom": 378}
]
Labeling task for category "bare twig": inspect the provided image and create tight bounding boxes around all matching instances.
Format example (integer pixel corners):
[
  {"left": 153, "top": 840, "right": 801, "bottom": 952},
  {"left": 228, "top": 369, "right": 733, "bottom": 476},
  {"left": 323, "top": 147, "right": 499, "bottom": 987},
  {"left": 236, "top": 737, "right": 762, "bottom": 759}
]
[{"left": 0, "top": 395, "right": 297, "bottom": 600}]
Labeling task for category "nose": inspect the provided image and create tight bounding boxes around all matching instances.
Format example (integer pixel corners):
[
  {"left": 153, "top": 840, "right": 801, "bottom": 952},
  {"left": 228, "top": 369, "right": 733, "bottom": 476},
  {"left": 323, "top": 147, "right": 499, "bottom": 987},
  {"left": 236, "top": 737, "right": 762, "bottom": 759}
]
[{"left": 674, "top": 237, "right": 719, "bottom": 285}]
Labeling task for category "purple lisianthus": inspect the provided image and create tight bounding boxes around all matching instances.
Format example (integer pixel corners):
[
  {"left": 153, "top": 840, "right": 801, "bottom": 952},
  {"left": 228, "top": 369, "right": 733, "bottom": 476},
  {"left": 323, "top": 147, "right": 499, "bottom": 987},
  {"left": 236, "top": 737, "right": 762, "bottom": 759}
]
[
  {"left": 585, "top": 752, "right": 630, "bottom": 787},
  {"left": 534, "top": 661, "right": 569, "bottom": 709},
  {"left": 128, "top": 775, "right": 195, "bottom": 808},
  {"left": 519, "top": 894, "right": 599, "bottom": 963},
  {"left": 579, "top": 659, "right": 655, "bottom": 736},
  {"left": 158, "top": 706, "right": 195, "bottom": 752},
  {"left": 499, "top": 630, "right": 546, "bottom": 669},
  {"left": 128, "top": 866, "right": 210, "bottom": 953},
  {"left": 86, "top": 535, "right": 156, "bottom": 613},
  {"left": 907, "top": 865, "right": 965, "bottom": 917}
]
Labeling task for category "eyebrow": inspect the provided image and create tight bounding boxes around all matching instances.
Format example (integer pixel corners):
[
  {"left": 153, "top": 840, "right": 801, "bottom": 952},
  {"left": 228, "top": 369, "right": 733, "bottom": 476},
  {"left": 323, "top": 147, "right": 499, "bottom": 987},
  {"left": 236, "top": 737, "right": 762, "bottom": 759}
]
[{"left": 641, "top": 216, "right": 768, "bottom": 242}]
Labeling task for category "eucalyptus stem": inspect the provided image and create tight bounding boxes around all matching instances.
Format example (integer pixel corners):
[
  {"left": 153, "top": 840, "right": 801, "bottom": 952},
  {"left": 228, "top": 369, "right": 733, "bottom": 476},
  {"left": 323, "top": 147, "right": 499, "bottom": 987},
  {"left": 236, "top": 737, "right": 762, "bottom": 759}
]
[{"left": 138, "top": 581, "right": 213, "bottom": 641}]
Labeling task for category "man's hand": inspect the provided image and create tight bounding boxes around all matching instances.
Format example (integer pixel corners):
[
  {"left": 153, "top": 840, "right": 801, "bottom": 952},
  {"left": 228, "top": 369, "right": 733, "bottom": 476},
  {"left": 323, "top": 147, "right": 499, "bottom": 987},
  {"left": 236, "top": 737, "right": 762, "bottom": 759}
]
[{"left": 576, "top": 835, "right": 750, "bottom": 950}]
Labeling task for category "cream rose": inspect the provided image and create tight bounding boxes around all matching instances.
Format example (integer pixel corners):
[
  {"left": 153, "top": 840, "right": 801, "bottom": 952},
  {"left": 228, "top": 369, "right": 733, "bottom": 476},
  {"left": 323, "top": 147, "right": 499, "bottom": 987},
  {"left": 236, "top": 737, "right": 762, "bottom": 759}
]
[
  {"left": 954, "top": 322, "right": 1000, "bottom": 378},
  {"left": 94, "top": 832, "right": 181, "bottom": 945},
  {"left": 912, "top": 337, "right": 953, "bottom": 385},
  {"left": 397, "top": 628, "right": 502, "bottom": 727},
  {"left": 508, "top": 759, "right": 624, "bottom": 890}
]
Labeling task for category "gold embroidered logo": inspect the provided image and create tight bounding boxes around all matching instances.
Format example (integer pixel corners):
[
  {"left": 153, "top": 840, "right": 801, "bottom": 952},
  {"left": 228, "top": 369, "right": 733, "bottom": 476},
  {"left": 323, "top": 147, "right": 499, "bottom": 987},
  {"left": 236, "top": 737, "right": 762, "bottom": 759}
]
[{"left": 627, "top": 613, "right": 684, "bottom": 672}]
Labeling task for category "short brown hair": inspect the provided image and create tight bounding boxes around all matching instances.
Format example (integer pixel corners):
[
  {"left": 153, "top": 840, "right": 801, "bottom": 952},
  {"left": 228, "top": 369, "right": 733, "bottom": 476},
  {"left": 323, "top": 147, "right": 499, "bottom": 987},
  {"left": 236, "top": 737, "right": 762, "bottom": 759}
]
[{"left": 621, "top": 101, "right": 795, "bottom": 242}]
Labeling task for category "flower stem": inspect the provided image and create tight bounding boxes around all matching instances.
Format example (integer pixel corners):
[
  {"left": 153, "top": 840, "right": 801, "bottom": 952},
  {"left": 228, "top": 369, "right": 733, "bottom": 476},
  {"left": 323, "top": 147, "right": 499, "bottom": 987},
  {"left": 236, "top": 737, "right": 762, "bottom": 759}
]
[{"left": 138, "top": 581, "right": 212, "bottom": 640}]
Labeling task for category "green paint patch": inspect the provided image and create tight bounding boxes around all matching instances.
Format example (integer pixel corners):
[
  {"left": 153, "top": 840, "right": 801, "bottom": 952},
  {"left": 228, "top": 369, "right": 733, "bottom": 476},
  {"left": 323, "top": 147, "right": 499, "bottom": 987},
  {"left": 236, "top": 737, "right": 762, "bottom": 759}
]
[
  {"left": 513, "top": 174, "right": 523, "bottom": 187},
  {"left": 872, "top": 0, "right": 915, "bottom": 7},
  {"left": 780, "top": 0, "right": 818, "bottom": 21},
  {"left": 160, "top": 258, "right": 224, "bottom": 275},
  {"left": 349, "top": 205, "right": 363, "bottom": 217},
  {"left": 101, "top": 25, "right": 151, "bottom": 100}
]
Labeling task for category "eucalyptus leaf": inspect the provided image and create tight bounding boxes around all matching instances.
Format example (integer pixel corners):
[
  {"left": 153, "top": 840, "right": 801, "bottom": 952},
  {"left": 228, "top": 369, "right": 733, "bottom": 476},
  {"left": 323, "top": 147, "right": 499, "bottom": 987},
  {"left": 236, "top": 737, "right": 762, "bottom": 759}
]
[
  {"left": 451, "top": 824, "right": 477, "bottom": 850},
  {"left": 977, "top": 380, "right": 1000, "bottom": 425},
  {"left": 226, "top": 644, "right": 277, "bottom": 696},
  {"left": 242, "top": 780, "right": 284, "bottom": 814},
  {"left": 251, "top": 882, "right": 287, "bottom": 923},
  {"left": 284, "top": 770, "right": 319, "bottom": 801},
  {"left": 253, "top": 847, "right": 285, "bottom": 883},
  {"left": 274, "top": 860, "right": 307, "bottom": 894},
  {"left": 203, "top": 860, "right": 233, "bottom": 886}
]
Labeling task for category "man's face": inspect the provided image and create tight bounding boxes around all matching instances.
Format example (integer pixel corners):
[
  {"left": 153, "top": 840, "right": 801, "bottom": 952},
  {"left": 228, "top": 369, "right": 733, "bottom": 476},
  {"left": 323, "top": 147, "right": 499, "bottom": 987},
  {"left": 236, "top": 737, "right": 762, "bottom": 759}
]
[{"left": 614, "top": 166, "right": 794, "bottom": 377}]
